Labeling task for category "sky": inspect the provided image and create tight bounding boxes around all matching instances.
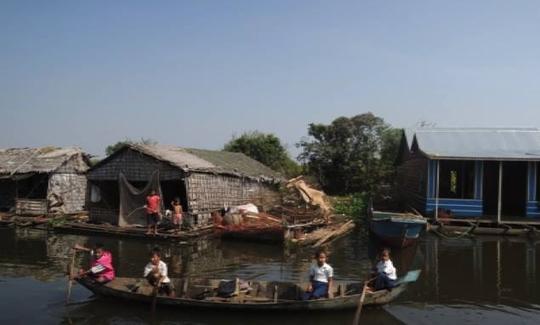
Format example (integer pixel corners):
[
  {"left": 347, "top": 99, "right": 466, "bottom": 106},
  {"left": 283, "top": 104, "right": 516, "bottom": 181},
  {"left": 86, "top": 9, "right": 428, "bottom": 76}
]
[{"left": 2, "top": 1, "right": 540, "bottom": 158}]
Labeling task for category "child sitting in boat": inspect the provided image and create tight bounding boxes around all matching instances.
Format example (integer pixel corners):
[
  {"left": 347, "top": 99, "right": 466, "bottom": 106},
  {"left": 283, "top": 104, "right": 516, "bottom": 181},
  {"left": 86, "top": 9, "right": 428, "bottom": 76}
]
[
  {"left": 303, "top": 249, "right": 333, "bottom": 300},
  {"left": 372, "top": 248, "right": 397, "bottom": 291},
  {"left": 73, "top": 243, "right": 115, "bottom": 283},
  {"left": 144, "top": 247, "right": 175, "bottom": 297}
]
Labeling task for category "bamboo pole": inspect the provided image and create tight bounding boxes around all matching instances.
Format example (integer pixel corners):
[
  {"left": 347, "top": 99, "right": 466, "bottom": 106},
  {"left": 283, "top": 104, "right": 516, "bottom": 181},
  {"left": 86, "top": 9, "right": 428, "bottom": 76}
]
[
  {"left": 435, "top": 160, "right": 440, "bottom": 221},
  {"left": 497, "top": 161, "right": 503, "bottom": 224}
]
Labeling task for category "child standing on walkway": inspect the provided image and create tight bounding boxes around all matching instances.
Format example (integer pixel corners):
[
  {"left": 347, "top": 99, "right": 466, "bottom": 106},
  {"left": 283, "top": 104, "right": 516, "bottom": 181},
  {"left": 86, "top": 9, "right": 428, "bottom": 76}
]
[{"left": 171, "top": 198, "right": 183, "bottom": 234}]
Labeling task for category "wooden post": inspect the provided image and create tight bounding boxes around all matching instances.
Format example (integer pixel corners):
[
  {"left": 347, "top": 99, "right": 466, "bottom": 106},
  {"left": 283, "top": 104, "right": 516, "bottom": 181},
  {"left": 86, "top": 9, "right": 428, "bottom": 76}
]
[
  {"left": 497, "top": 161, "right": 503, "bottom": 224},
  {"left": 435, "top": 160, "right": 440, "bottom": 221}
]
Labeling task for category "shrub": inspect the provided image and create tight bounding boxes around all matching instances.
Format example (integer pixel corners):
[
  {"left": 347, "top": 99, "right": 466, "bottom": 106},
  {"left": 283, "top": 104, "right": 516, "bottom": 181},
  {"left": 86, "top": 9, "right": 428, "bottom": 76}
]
[{"left": 332, "top": 193, "right": 367, "bottom": 220}]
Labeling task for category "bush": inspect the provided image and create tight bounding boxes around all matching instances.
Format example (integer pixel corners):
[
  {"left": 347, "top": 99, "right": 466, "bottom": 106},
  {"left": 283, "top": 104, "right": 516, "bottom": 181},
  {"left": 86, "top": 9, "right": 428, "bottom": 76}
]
[{"left": 332, "top": 193, "right": 367, "bottom": 220}]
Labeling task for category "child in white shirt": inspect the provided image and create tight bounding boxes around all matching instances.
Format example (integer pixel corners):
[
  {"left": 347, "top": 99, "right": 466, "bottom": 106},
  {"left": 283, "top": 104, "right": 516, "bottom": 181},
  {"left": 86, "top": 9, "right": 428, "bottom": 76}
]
[
  {"left": 373, "top": 248, "right": 397, "bottom": 290},
  {"left": 144, "top": 247, "right": 174, "bottom": 297},
  {"left": 303, "top": 249, "right": 333, "bottom": 300}
]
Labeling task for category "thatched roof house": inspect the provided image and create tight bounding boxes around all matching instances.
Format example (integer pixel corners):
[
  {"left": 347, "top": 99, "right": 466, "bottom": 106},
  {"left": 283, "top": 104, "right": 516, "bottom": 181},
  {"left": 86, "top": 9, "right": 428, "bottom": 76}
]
[
  {"left": 0, "top": 147, "right": 90, "bottom": 215},
  {"left": 87, "top": 144, "right": 283, "bottom": 226}
]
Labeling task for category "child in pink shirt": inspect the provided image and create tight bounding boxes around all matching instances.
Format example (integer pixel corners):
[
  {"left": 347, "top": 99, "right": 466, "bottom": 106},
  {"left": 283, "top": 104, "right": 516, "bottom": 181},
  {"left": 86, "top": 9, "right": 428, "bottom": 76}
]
[{"left": 74, "top": 243, "right": 115, "bottom": 283}]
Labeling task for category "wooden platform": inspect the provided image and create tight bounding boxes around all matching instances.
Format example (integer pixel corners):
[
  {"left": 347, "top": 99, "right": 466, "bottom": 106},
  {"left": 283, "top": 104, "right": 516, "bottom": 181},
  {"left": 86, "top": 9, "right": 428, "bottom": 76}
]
[
  {"left": 429, "top": 222, "right": 540, "bottom": 237},
  {"left": 433, "top": 217, "right": 540, "bottom": 226},
  {"left": 53, "top": 222, "right": 215, "bottom": 242}
]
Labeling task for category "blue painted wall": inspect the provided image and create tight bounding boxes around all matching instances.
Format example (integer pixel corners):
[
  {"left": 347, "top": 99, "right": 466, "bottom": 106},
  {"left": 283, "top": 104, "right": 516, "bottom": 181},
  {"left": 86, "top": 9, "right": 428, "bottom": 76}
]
[
  {"left": 417, "top": 159, "right": 540, "bottom": 218},
  {"left": 425, "top": 160, "right": 484, "bottom": 217},
  {"left": 426, "top": 198, "right": 483, "bottom": 217},
  {"left": 527, "top": 162, "right": 539, "bottom": 218}
]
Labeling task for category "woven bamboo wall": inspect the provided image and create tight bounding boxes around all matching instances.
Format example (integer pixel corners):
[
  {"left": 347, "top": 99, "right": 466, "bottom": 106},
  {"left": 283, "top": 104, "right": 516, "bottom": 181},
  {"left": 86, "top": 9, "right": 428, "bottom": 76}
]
[
  {"left": 396, "top": 156, "right": 428, "bottom": 213},
  {"left": 186, "top": 173, "right": 281, "bottom": 216}
]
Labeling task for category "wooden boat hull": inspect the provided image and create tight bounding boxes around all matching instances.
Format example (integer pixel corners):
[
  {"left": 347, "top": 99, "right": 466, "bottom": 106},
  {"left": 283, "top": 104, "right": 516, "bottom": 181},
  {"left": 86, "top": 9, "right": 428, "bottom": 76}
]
[
  {"left": 76, "top": 276, "right": 411, "bottom": 311},
  {"left": 219, "top": 226, "right": 284, "bottom": 243},
  {"left": 218, "top": 219, "right": 355, "bottom": 246},
  {"left": 370, "top": 211, "right": 427, "bottom": 248}
]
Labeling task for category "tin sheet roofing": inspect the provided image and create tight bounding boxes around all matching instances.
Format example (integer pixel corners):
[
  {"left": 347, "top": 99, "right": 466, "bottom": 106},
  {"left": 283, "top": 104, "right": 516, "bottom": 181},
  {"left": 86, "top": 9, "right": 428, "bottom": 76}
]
[{"left": 408, "top": 128, "right": 540, "bottom": 160}]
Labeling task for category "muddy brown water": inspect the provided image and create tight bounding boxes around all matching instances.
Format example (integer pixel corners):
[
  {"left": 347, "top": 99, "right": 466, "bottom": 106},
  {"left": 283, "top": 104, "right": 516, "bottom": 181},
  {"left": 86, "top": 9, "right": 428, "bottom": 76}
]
[{"left": 1, "top": 227, "right": 540, "bottom": 324}]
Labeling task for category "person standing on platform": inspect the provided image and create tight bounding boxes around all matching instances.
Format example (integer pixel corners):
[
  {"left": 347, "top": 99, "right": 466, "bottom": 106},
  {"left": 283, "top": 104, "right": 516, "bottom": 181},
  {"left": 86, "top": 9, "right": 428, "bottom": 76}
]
[{"left": 145, "top": 190, "right": 161, "bottom": 235}]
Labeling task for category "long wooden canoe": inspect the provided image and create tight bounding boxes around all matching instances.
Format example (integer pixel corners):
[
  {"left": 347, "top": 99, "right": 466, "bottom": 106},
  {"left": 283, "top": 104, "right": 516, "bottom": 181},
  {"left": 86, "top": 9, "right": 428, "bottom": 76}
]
[{"left": 76, "top": 270, "right": 420, "bottom": 311}]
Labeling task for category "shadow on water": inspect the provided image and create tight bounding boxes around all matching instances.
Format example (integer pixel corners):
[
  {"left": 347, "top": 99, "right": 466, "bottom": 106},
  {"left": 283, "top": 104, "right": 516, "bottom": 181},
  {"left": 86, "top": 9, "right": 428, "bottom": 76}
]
[{"left": 2, "top": 226, "right": 540, "bottom": 324}]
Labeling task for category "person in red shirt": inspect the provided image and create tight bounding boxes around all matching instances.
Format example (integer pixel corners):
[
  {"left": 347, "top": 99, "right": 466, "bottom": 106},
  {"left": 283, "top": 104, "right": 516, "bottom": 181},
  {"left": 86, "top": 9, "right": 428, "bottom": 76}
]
[{"left": 146, "top": 190, "right": 161, "bottom": 235}]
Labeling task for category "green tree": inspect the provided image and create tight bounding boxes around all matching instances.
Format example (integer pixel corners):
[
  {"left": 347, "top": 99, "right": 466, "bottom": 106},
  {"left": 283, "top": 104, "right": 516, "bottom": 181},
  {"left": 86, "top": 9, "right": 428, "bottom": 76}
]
[
  {"left": 297, "top": 112, "right": 400, "bottom": 196},
  {"left": 224, "top": 131, "right": 301, "bottom": 177},
  {"left": 105, "top": 138, "right": 157, "bottom": 156}
]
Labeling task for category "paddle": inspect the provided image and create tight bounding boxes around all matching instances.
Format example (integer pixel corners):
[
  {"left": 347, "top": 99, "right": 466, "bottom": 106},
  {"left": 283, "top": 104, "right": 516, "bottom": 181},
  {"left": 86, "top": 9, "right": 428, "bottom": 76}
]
[
  {"left": 151, "top": 277, "right": 164, "bottom": 313},
  {"left": 352, "top": 280, "right": 369, "bottom": 325},
  {"left": 352, "top": 276, "right": 377, "bottom": 325},
  {"left": 65, "top": 249, "right": 77, "bottom": 304}
]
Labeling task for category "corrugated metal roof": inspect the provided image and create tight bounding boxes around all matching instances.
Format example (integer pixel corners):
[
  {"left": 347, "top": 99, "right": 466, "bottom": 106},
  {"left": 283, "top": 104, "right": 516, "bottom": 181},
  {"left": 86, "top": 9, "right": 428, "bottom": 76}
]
[
  {"left": 408, "top": 128, "right": 540, "bottom": 160},
  {"left": 128, "top": 144, "right": 283, "bottom": 182},
  {"left": 0, "top": 147, "right": 89, "bottom": 175}
]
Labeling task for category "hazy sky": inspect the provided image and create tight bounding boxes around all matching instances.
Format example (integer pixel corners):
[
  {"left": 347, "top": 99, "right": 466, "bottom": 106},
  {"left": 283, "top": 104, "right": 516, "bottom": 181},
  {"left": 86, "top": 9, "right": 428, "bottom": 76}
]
[{"left": 2, "top": 1, "right": 540, "bottom": 158}]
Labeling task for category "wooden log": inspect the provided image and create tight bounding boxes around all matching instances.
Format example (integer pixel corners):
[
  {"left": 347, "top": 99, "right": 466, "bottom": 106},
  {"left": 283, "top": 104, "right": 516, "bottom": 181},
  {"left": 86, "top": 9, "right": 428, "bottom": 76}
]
[{"left": 313, "top": 220, "right": 354, "bottom": 247}]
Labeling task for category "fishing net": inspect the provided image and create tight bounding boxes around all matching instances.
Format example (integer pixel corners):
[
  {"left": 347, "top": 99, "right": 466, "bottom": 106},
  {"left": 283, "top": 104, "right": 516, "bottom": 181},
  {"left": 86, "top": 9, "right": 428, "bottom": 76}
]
[{"left": 118, "top": 170, "right": 164, "bottom": 227}]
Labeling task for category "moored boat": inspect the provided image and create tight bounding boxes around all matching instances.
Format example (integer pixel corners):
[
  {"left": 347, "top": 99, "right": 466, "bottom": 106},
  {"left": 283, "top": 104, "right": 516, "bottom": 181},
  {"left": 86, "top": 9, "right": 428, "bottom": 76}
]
[
  {"left": 369, "top": 210, "right": 427, "bottom": 248},
  {"left": 75, "top": 270, "right": 421, "bottom": 311}
]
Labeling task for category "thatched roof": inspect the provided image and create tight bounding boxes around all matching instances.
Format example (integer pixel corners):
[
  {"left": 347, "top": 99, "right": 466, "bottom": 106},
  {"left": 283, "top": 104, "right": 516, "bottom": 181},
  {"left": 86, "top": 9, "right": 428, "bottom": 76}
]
[
  {"left": 0, "top": 147, "right": 89, "bottom": 176},
  {"left": 121, "top": 144, "right": 282, "bottom": 182}
]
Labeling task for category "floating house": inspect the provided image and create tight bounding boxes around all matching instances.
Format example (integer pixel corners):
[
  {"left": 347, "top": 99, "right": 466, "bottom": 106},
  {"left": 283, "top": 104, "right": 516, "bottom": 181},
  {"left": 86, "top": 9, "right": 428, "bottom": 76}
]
[
  {"left": 0, "top": 147, "right": 90, "bottom": 215},
  {"left": 87, "top": 144, "right": 283, "bottom": 227},
  {"left": 397, "top": 128, "right": 540, "bottom": 224}
]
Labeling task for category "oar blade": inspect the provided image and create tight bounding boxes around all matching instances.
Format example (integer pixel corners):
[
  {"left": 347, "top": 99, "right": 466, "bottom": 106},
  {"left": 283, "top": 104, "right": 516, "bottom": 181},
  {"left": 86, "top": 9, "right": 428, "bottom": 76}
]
[{"left": 396, "top": 269, "right": 421, "bottom": 285}]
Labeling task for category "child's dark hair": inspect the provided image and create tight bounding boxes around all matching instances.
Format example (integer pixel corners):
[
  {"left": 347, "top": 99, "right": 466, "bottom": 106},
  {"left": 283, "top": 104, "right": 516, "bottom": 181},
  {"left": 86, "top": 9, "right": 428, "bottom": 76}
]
[
  {"left": 95, "top": 243, "right": 104, "bottom": 250},
  {"left": 174, "top": 197, "right": 180, "bottom": 204},
  {"left": 380, "top": 248, "right": 391, "bottom": 256},
  {"left": 314, "top": 248, "right": 327, "bottom": 258},
  {"left": 151, "top": 246, "right": 161, "bottom": 257}
]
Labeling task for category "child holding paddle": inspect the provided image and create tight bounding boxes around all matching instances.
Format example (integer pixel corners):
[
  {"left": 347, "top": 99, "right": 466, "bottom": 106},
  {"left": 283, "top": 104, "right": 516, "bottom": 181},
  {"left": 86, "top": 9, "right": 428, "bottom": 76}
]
[
  {"left": 144, "top": 247, "right": 175, "bottom": 297},
  {"left": 73, "top": 243, "right": 115, "bottom": 283},
  {"left": 303, "top": 249, "right": 333, "bottom": 300},
  {"left": 372, "top": 248, "right": 397, "bottom": 290}
]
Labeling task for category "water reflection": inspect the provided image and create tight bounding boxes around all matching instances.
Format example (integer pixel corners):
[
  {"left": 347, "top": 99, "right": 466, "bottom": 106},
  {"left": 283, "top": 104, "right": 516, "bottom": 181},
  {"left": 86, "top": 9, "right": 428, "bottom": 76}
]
[{"left": 416, "top": 235, "right": 540, "bottom": 305}]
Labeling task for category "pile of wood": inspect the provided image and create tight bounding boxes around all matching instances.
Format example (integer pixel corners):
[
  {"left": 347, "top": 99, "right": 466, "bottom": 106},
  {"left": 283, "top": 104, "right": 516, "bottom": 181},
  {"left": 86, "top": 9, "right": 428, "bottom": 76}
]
[
  {"left": 214, "top": 177, "right": 356, "bottom": 246},
  {"left": 279, "top": 176, "right": 332, "bottom": 224},
  {"left": 215, "top": 209, "right": 285, "bottom": 243},
  {"left": 285, "top": 217, "right": 355, "bottom": 247}
]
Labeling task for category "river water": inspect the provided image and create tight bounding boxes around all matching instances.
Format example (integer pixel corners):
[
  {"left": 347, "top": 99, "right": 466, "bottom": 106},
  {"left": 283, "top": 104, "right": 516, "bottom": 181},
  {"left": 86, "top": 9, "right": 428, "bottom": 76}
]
[{"left": 1, "top": 227, "right": 540, "bottom": 324}]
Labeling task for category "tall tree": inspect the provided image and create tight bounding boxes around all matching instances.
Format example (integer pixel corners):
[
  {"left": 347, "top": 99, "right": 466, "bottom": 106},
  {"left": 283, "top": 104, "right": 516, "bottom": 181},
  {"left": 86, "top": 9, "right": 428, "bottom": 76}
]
[
  {"left": 224, "top": 131, "right": 301, "bottom": 177},
  {"left": 298, "top": 113, "right": 400, "bottom": 196},
  {"left": 105, "top": 138, "right": 157, "bottom": 156}
]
